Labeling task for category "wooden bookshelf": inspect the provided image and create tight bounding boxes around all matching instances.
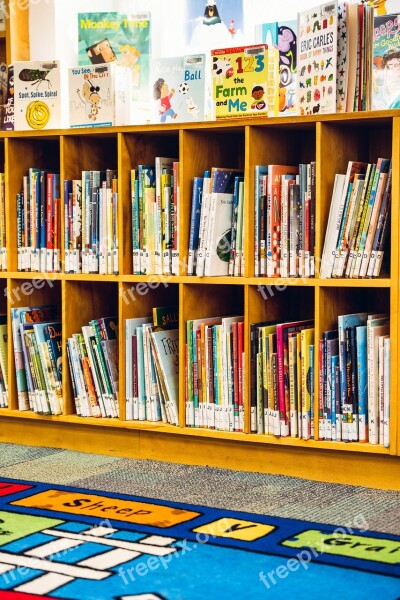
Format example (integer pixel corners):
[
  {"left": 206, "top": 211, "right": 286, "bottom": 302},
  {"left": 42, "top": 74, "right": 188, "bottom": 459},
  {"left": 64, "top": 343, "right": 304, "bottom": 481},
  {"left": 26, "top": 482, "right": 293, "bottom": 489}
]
[{"left": 0, "top": 112, "right": 399, "bottom": 490}]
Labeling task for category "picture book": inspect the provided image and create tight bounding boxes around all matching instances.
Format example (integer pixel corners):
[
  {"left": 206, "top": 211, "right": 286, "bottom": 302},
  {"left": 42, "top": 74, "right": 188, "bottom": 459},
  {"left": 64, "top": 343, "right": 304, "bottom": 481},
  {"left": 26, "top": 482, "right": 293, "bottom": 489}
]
[
  {"left": 297, "top": 1, "right": 338, "bottom": 115},
  {"left": 255, "top": 20, "right": 297, "bottom": 115},
  {"left": 211, "top": 44, "right": 279, "bottom": 119},
  {"left": 372, "top": 13, "right": 400, "bottom": 110},
  {"left": 13, "top": 60, "right": 61, "bottom": 131},
  {"left": 185, "top": 0, "right": 245, "bottom": 51},
  {"left": 77, "top": 12, "right": 151, "bottom": 108},
  {"left": 2, "top": 65, "right": 14, "bottom": 131},
  {"left": 151, "top": 54, "right": 207, "bottom": 124},
  {"left": 68, "top": 63, "right": 132, "bottom": 127}
]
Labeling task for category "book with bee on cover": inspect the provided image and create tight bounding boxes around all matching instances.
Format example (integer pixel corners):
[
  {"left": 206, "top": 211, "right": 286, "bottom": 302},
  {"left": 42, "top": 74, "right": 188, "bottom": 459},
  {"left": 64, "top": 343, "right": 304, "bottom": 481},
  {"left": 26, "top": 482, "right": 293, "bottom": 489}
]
[{"left": 13, "top": 60, "right": 61, "bottom": 131}]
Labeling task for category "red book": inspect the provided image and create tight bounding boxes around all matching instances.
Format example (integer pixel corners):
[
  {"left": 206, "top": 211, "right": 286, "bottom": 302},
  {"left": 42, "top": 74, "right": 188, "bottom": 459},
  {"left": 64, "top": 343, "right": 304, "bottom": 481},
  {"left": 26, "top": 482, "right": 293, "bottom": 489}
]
[{"left": 237, "top": 321, "right": 244, "bottom": 432}]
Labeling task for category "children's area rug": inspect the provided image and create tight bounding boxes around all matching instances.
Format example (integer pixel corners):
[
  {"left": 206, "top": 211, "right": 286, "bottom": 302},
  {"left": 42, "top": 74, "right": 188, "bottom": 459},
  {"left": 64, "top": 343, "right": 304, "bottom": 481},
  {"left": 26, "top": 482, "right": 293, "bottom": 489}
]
[{"left": 0, "top": 478, "right": 397, "bottom": 600}]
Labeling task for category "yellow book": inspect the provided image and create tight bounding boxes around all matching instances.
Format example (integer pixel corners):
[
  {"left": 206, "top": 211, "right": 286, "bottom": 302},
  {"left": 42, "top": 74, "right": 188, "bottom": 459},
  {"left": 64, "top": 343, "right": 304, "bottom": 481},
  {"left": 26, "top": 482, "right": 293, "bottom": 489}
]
[{"left": 211, "top": 44, "right": 279, "bottom": 119}]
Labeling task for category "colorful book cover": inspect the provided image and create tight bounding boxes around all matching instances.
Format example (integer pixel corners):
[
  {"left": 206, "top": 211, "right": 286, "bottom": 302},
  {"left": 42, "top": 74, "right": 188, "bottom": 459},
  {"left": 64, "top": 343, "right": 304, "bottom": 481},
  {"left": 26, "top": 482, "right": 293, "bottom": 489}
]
[
  {"left": 78, "top": 12, "right": 151, "bottom": 107},
  {"left": 297, "top": 1, "right": 338, "bottom": 115},
  {"left": 68, "top": 63, "right": 131, "bottom": 127},
  {"left": 151, "top": 54, "right": 207, "bottom": 123},
  {"left": 13, "top": 60, "right": 61, "bottom": 130},
  {"left": 372, "top": 13, "right": 400, "bottom": 110},
  {"left": 336, "top": 3, "right": 348, "bottom": 113},
  {"left": 2, "top": 65, "right": 14, "bottom": 131},
  {"left": 211, "top": 44, "right": 279, "bottom": 119},
  {"left": 185, "top": 0, "right": 244, "bottom": 50},
  {"left": 255, "top": 20, "right": 297, "bottom": 115}
]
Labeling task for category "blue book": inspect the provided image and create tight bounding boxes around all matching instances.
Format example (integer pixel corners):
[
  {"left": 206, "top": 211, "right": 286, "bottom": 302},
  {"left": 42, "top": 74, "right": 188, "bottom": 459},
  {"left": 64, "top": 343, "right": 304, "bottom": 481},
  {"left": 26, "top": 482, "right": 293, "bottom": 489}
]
[
  {"left": 187, "top": 176, "right": 203, "bottom": 275},
  {"left": 229, "top": 175, "right": 244, "bottom": 276},
  {"left": 338, "top": 313, "right": 367, "bottom": 442},
  {"left": 331, "top": 354, "right": 339, "bottom": 441},
  {"left": 356, "top": 324, "right": 368, "bottom": 442}
]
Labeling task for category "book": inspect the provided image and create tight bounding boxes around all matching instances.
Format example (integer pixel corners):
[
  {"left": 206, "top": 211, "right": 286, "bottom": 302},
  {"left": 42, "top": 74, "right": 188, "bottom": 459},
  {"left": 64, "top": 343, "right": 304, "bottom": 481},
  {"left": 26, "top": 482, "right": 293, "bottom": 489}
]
[
  {"left": 150, "top": 329, "right": 179, "bottom": 426},
  {"left": 185, "top": 0, "right": 245, "bottom": 50},
  {"left": 68, "top": 63, "right": 132, "bottom": 127},
  {"left": 211, "top": 44, "right": 279, "bottom": 119},
  {"left": 151, "top": 54, "right": 207, "bottom": 124},
  {"left": 372, "top": 13, "right": 400, "bottom": 110},
  {"left": 78, "top": 12, "right": 151, "bottom": 119},
  {"left": 204, "top": 167, "right": 243, "bottom": 276},
  {"left": 13, "top": 60, "right": 62, "bottom": 131},
  {"left": 297, "top": 1, "right": 338, "bottom": 116},
  {"left": 255, "top": 20, "right": 297, "bottom": 115}
]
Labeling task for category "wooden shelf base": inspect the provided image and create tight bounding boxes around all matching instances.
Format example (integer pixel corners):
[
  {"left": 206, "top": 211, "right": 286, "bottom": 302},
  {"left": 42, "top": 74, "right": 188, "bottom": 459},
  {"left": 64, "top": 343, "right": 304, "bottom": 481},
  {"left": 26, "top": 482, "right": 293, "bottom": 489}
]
[{"left": 0, "top": 415, "right": 398, "bottom": 490}]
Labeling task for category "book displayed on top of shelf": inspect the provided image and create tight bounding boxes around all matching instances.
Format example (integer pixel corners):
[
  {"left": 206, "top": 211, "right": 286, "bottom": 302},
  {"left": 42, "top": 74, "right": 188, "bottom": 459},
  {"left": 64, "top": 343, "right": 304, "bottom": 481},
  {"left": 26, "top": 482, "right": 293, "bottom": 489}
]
[
  {"left": 13, "top": 61, "right": 61, "bottom": 131},
  {"left": 151, "top": 54, "right": 207, "bottom": 124},
  {"left": 255, "top": 20, "right": 297, "bottom": 116},
  {"left": 296, "top": 1, "right": 338, "bottom": 116},
  {"left": 77, "top": 12, "right": 151, "bottom": 113},
  {"left": 211, "top": 44, "right": 279, "bottom": 119},
  {"left": 372, "top": 13, "right": 400, "bottom": 110},
  {"left": 68, "top": 63, "right": 132, "bottom": 128},
  {"left": 2, "top": 65, "right": 14, "bottom": 131}
]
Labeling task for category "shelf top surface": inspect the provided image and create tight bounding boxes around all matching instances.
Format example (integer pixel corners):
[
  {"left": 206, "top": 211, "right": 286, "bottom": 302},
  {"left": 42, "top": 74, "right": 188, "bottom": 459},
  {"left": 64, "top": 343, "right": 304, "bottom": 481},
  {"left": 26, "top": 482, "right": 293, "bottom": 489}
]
[{"left": 1, "top": 109, "right": 399, "bottom": 139}]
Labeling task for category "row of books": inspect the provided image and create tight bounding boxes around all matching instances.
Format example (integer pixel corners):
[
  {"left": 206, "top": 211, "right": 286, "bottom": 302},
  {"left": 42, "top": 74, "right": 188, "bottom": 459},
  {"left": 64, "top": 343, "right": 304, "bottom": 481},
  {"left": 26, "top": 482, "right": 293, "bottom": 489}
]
[
  {"left": 67, "top": 316, "right": 119, "bottom": 418},
  {"left": 17, "top": 170, "right": 61, "bottom": 273},
  {"left": 255, "top": 163, "right": 315, "bottom": 278},
  {"left": 320, "top": 158, "right": 391, "bottom": 279},
  {"left": 64, "top": 170, "right": 119, "bottom": 275},
  {"left": 319, "top": 313, "right": 390, "bottom": 446},
  {"left": 131, "top": 159, "right": 180, "bottom": 276},
  {"left": 125, "top": 306, "right": 179, "bottom": 425},
  {"left": 6, "top": 303, "right": 392, "bottom": 445},
  {"left": 188, "top": 168, "right": 245, "bottom": 278},
  {"left": 250, "top": 318, "right": 314, "bottom": 439},
  {"left": 0, "top": 315, "right": 7, "bottom": 408},
  {"left": 186, "top": 315, "right": 244, "bottom": 431},
  {"left": 11, "top": 305, "right": 61, "bottom": 414}
]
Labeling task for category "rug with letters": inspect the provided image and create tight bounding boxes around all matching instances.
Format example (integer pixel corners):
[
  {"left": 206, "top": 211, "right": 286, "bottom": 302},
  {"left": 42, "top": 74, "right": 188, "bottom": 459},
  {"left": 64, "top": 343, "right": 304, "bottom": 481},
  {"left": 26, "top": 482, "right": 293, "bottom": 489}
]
[{"left": 0, "top": 478, "right": 397, "bottom": 599}]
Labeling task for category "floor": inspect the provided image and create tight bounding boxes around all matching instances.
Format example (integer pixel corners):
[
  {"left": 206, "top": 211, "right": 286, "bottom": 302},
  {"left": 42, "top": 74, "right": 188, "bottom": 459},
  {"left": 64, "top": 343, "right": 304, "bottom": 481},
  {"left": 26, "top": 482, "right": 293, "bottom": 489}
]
[{"left": 0, "top": 442, "right": 399, "bottom": 535}]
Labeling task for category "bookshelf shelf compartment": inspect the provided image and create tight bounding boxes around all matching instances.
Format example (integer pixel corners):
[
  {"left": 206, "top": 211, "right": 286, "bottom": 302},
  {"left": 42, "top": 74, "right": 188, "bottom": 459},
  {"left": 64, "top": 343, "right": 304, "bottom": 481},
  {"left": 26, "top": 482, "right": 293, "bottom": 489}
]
[{"left": 0, "top": 114, "right": 398, "bottom": 489}]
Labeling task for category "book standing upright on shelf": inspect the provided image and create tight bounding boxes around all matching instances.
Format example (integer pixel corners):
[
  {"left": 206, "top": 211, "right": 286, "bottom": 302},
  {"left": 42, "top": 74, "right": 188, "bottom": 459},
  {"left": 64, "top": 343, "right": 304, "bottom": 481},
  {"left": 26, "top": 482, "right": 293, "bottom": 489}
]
[
  {"left": 13, "top": 61, "right": 62, "bottom": 131},
  {"left": 255, "top": 20, "right": 297, "bottom": 115},
  {"left": 211, "top": 44, "right": 279, "bottom": 119},
  {"left": 296, "top": 1, "right": 338, "bottom": 116},
  {"left": 151, "top": 54, "right": 207, "bottom": 124}
]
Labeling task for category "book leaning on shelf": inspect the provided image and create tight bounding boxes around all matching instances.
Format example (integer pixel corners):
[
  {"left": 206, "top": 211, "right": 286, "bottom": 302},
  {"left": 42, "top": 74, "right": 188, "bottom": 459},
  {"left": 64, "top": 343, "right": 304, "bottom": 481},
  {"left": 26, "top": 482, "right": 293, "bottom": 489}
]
[
  {"left": 67, "top": 316, "right": 119, "bottom": 418},
  {"left": 125, "top": 306, "right": 179, "bottom": 425}
]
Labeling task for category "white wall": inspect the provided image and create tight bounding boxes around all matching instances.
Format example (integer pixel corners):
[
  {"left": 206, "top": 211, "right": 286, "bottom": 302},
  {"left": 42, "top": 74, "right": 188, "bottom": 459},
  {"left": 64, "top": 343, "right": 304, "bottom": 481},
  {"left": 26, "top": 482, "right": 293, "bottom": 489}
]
[{"left": 29, "top": 0, "right": 330, "bottom": 64}]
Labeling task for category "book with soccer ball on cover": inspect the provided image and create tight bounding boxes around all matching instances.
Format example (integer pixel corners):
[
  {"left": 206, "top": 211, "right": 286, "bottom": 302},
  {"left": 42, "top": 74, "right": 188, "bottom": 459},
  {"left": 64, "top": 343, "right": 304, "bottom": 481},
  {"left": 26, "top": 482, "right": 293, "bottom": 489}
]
[{"left": 151, "top": 54, "right": 207, "bottom": 124}]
